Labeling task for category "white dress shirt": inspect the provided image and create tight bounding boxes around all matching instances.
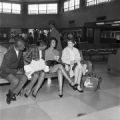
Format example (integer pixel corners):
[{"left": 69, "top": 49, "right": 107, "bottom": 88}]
[{"left": 14, "top": 47, "right": 19, "bottom": 58}]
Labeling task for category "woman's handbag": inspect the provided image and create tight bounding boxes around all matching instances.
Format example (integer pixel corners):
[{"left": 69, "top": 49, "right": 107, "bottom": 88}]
[{"left": 81, "top": 73, "right": 102, "bottom": 91}]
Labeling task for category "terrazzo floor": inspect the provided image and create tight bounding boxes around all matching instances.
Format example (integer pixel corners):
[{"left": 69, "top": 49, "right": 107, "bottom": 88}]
[{"left": 0, "top": 62, "right": 120, "bottom": 120}]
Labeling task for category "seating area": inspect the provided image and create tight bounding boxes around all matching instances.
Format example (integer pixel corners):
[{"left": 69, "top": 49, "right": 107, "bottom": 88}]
[
  {"left": 0, "top": 44, "right": 58, "bottom": 85},
  {"left": 108, "top": 49, "right": 120, "bottom": 72},
  {"left": 77, "top": 43, "right": 120, "bottom": 61},
  {"left": 0, "top": 0, "right": 120, "bottom": 120}
]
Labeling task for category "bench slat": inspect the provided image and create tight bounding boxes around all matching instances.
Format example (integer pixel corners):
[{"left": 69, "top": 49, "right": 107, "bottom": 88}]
[{"left": 0, "top": 73, "right": 58, "bottom": 85}]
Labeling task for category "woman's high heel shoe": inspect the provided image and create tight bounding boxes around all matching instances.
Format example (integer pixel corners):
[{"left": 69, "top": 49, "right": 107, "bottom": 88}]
[
  {"left": 24, "top": 93, "right": 29, "bottom": 98},
  {"left": 59, "top": 94, "right": 63, "bottom": 98},
  {"left": 59, "top": 90, "right": 63, "bottom": 98},
  {"left": 32, "top": 91, "right": 37, "bottom": 98},
  {"left": 69, "top": 82, "right": 77, "bottom": 91},
  {"left": 77, "top": 86, "right": 84, "bottom": 93},
  {"left": 24, "top": 90, "right": 31, "bottom": 98}
]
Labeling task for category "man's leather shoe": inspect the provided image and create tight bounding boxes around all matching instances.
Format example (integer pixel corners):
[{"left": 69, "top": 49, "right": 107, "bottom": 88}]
[
  {"left": 6, "top": 90, "right": 16, "bottom": 104},
  {"left": 11, "top": 94, "right": 16, "bottom": 101},
  {"left": 6, "top": 92, "right": 11, "bottom": 104}
]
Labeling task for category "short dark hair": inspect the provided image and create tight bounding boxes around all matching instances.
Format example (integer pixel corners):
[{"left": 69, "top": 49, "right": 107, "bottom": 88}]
[
  {"left": 49, "top": 37, "right": 57, "bottom": 48},
  {"left": 14, "top": 37, "right": 25, "bottom": 47}
]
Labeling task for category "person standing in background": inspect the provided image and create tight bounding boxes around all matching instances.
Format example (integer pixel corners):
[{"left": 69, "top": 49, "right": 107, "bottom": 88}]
[
  {"left": 40, "top": 30, "right": 48, "bottom": 45},
  {"left": 48, "top": 21, "right": 62, "bottom": 52},
  {"left": 27, "top": 32, "right": 34, "bottom": 45},
  {"left": 33, "top": 29, "right": 39, "bottom": 44}
]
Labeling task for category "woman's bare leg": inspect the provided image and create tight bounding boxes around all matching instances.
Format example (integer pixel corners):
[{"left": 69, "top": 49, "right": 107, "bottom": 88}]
[
  {"left": 74, "top": 66, "right": 83, "bottom": 91},
  {"left": 57, "top": 69, "right": 63, "bottom": 96},
  {"left": 77, "top": 69, "right": 83, "bottom": 90},
  {"left": 74, "top": 66, "right": 80, "bottom": 84},
  {"left": 50, "top": 64, "right": 74, "bottom": 96},
  {"left": 50, "top": 64, "right": 73, "bottom": 84},
  {"left": 32, "top": 71, "right": 45, "bottom": 96},
  {"left": 58, "top": 64, "right": 74, "bottom": 85},
  {"left": 24, "top": 73, "right": 39, "bottom": 97}
]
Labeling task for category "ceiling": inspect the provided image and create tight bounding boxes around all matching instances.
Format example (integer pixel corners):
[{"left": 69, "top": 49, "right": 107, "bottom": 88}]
[{"left": 0, "top": 0, "right": 59, "bottom": 3}]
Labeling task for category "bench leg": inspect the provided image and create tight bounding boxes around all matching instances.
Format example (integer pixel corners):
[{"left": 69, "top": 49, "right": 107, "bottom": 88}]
[{"left": 47, "top": 78, "right": 52, "bottom": 87}]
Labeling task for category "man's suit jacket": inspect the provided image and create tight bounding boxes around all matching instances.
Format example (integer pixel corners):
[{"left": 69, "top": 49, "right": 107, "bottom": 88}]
[{"left": 0, "top": 47, "right": 24, "bottom": 78}]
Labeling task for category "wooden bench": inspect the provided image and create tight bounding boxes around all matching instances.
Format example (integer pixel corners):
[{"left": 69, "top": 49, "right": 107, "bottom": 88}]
[{"left": 0, "top": 73, "right": 58, "bottom": 85}]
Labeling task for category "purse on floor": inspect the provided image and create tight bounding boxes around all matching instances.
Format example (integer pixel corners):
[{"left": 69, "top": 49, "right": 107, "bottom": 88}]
[{"left": 81, "top": 73, "right": 102, "bottom": 91}]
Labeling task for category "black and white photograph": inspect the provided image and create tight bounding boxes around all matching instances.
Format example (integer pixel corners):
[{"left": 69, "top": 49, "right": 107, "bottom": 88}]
[{"left": 0, "top": 0, "right": 120, "bottom": 120}]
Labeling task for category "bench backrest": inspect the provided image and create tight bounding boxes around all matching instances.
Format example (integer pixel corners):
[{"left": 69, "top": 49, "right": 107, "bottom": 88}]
[{"left": 0, "top": 45, "right": 7, "bottom": 67}]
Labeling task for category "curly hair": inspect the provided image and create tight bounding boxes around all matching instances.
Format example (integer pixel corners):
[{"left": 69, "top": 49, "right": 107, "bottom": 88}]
[{"left": 49, "top": 37, "right": 57, "bottom": 48}]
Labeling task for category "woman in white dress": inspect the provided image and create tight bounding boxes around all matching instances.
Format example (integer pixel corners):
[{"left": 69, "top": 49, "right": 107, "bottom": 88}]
[{"left": 62, "top": 39, "right": 87, "bottom": 92}]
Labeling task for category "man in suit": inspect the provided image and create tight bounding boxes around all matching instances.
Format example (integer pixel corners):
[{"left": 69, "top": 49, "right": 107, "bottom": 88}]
[
  {"left": 48, "top": 22, "right": 62, "bottom": 51},
  {"left": 0, "top": 38, "right": 27, "bottom": 104}
]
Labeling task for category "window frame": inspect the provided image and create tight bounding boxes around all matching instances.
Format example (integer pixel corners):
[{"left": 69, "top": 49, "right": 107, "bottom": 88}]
[
  {"left": 38, "top": 4, "right": 47, "bottom": 14},
  {"left": 64, "top": 0, "right": 80, "bottom": 12},
  {"left": 12, "top": 3, "right": 21, "bottom": 14},
  {"left": 0, "top": 2, "right": 2, "bottom": 13},
  {"left": 69, "top": 0, "right": 75, "bottom": 11},
  {"left": 28, "top": 3, "right": 58, "bottom": 15},
  {"left": 2, "top": 2, "right": 12, "bottom": 13},
  {"left": 86, "top": 0, "right": 111, "bottom": 6},
  {"left": 28, "top": 4, "right": 39, "bottom": 14},
  {"left": 64, "top": 1, "right": 69, "bottom": 12},
  {"left": 0, "top": 2, "right": 21, "bottom": 14},
  {"left": 47, "top": 3, "right": 58, "bottom": 14}
]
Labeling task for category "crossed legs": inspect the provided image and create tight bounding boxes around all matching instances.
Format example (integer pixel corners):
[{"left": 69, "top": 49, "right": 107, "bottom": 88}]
[
  {"left": 24, "top": 64, "right": 73, "bottom": 97},
  {"left": 49, "top": 64, "right": 74, "bottom": 96},
  {"left": 32, "top": 64, "right": 73, "bottom": 97}
]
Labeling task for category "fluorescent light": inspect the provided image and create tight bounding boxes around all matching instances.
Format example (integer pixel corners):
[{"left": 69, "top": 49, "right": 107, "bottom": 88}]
[
  {"left": 96, "top": 22, "right": 104, "bottom": 25},
  {"left": 112, "top": 24, "right": 120, "bottom": 26},
  {"left": 113, "top": 21, "right": 120, "bottom": 24}
]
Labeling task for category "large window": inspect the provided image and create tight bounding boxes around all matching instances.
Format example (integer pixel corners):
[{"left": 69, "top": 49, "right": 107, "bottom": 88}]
[
  {"left": 64, "top": 1, "right": 69, "bottom": 12},
  {"left": 64, "top": 0, "right": 80, "bottom": 12},
  {"left": 47, "top": 4, "right": 57, "bottom": 14},
  {"left": 75, "top": 0, "right": 80, "bottom": 9},
  {"left": 28, "top": 4, "right": 38, "bottom": 14},
  {"left": 39, "top": 4, "right": 47, "bottom": 14},
  {"left": 0, "top": 2, "right": 21, "bottom": 14},
  {"left": 3, "top": 3, "right": 11, "bottom": 13},
  {"left": 28, "top": 3, "right": 58, "bottom": 14},
  {"left": 86, "top": 0, "right": 111, "bottom": 6},
  {"left": 0, "top": 2, "right": 2, "bottom": 13},
  {"left": 12, "top": 3, "right": 21, "bottom": 14},
  {"left": 69, "top": 0, "right": 75, "bottom": 11}
]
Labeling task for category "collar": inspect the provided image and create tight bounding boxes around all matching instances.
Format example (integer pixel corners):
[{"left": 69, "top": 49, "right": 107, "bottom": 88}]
[
  {"left": 14, "top": 46, "right": 19, "bottom": 57},
  {"left": 14, "top": 46, "right": 19, "bottom": 52},
  {"left": 67, "top": 47, "right": 74, "bottom": 51}
]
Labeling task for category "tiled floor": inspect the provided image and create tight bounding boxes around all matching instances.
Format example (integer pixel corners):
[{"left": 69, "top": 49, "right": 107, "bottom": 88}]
[{"left": 0, "top": 62, "right": 120, "bottom": 120}]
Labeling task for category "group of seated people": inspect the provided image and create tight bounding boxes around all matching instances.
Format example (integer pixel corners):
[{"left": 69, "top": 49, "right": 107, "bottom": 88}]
[{"left": 0, "top": 36, "right": 92, "bottom": 104}]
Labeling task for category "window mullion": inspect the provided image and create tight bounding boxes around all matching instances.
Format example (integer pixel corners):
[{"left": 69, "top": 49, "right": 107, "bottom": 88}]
[
  {"left": 11, "top": 3, "right": 12, "bottom": 13},
  {"left": 46, "top": 4, "right": 47, "bottom": 14}
]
